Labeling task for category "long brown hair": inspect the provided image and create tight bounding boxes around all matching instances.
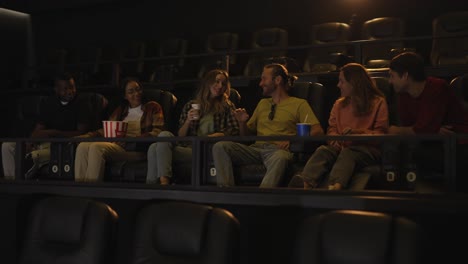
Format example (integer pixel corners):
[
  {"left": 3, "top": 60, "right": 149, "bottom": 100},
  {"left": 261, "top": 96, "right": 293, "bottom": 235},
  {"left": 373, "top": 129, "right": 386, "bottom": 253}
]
[
  {"left": 340, "top": 63, "right": 384, "bottom": 115},
  {"left": 194, "top": 69, "right": 231, "bottom": 114}
]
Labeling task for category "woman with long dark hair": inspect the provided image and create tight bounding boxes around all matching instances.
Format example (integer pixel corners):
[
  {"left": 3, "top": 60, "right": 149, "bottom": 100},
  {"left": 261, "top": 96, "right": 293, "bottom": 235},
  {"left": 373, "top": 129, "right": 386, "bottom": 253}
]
[{"left": 74, "top": 78, "right": 164, "bottom": 182}]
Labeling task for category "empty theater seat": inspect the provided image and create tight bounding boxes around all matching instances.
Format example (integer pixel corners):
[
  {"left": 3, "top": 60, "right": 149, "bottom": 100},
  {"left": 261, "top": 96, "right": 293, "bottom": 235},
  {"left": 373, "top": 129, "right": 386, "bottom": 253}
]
[
  {"left": 292, "top": 210, "right": 422, "bottom": 264},
  {"left": 361, "top": 17, "right": 406, "bottom": 68},
  {"left": 303, "top": 22, "right": 353, "bottom": 73},
  {"left": 431, "top": 11, "right": 468, "bottom": 66},
  {"left": 19, "top": 196, "right": 119, "bottom": 264},
  {"left": 197, "top": 32, "right": 239, "bottom": 78},
  {"left": 131, "top": 201, "right": 240, "bottom": 264},
  {"left": 243, "top": 27, "right": 289, "bottom": 76}
]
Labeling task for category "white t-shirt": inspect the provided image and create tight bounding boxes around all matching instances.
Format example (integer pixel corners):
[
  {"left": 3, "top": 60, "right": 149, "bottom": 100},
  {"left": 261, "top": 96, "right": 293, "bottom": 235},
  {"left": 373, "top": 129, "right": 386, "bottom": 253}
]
[{"left": 123, "top": 105, "right": 143, "bottom": 137}]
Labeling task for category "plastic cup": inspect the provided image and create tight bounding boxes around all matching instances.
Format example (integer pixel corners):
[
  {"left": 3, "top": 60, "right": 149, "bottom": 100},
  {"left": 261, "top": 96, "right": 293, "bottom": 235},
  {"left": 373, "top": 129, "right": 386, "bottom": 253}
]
[
  {"left": 103, "top": 121, "right": 128, "bottom": 138},
  {"left": 296, "top": 123, "right": 311, "bottom": 136}
]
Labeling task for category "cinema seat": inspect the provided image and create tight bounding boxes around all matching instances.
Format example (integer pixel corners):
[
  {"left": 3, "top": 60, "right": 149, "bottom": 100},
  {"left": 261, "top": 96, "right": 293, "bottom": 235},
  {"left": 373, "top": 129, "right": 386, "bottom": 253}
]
[
  {"left": 361, "top": 17, "right": 406, "bottom": 68},
  {"left": 292, "top": 210, "right": 422, "bottom": 264},
  {"left": 197, "top": 32, "right": 239, "bottom": 78},
  {"left": 19, "top": 196, "right": 118, "bottom": 264},
  {"left": 131, "top": 201, "right": 240, "bottom": 264},
  {"left": 303, "top": 22, "right": 352, "bottom": 73},
  {"left": 431, "top": 11, "right": 468, "bottom": 67},
  {"left": 243, "top": 27, "right": 288, "bottom": 76}
]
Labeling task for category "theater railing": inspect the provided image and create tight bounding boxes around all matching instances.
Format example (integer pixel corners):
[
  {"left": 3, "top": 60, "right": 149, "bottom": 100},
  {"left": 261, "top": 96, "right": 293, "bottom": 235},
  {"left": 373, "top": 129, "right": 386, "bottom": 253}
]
[{"left": 2, "top": 133, "right": 462, "bottom": 193}]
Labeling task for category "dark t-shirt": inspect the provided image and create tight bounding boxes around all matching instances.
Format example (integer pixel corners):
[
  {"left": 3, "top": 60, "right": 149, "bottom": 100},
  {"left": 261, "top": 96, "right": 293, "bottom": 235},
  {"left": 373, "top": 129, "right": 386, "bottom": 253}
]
[
  {"left": 398, "top": 77, "right": 468, "bottom": 134},
  {"left": 38, "top": 94, "right": 89, "bottom": 131}
]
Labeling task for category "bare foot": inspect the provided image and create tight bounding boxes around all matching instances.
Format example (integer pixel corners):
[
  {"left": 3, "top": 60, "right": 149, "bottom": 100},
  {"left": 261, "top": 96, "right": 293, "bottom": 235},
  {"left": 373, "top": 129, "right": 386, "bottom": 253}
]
[
  {"left": 160, "top": 176, "right": 170, "bottom": 186},
  {"left": 328, "top": 183, "right": 343, "bottom": 190}
]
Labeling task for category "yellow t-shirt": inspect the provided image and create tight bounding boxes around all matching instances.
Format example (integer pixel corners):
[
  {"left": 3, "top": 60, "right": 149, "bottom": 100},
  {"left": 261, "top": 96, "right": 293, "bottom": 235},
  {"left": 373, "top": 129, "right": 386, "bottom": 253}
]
[{"left": 247, "top": 97, "right": 319, "bottom": 142}]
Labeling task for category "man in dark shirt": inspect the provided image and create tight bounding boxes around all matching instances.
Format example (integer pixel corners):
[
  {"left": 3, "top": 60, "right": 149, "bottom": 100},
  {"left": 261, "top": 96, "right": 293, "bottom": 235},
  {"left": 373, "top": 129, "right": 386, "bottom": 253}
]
[
  {"left": 388, "top": 52, "right": 468, "bottom": 191},
  {"left": 1, "top": 72, "right": 92, "bottom": 179}
]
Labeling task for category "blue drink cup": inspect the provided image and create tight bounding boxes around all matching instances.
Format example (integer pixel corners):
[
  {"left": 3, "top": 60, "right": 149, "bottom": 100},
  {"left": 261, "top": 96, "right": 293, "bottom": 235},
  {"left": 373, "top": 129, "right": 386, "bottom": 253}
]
[{"left": 296, "top": 123, "right": 311, "bottom": 136}]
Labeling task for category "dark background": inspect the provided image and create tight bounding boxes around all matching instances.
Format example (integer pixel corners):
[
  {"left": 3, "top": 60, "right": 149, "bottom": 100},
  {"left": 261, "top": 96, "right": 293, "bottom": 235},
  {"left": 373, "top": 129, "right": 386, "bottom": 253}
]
[{"left": 1, "top": 0, "right": 467, "bottom": 69}]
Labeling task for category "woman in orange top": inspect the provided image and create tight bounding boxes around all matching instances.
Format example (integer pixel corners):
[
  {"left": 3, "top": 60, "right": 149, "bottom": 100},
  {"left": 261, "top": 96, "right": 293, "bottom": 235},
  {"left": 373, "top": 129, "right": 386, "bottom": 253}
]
[{"left": 290, "top": 63, "right": 389, "bottom": 190}]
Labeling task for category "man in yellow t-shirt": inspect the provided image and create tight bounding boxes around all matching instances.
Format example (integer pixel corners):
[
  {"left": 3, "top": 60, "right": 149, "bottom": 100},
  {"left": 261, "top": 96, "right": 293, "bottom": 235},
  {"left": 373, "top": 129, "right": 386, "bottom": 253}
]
[{"left": 213, "top": 64, "right": 324, "bottom": 187}]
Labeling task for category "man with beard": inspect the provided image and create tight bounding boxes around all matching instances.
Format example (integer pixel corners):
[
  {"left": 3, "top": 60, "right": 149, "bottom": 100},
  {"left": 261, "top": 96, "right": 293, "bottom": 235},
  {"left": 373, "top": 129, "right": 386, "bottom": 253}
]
[
  {"left": 213, "top": 63, "right": 324, "bottom": 188},
  {"left": 2, "top": 72, "right": 93, "bottom": 179}
]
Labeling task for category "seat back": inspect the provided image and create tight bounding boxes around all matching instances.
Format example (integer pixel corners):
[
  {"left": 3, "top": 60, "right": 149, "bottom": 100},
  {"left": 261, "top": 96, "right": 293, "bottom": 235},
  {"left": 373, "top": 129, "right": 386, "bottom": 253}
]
[
  {"left": 132, "top": 201, "right": 240, "bottom": 264},
  {"left": 77, "top": 92, "right": 109, "bottom": 131},
  {"left": 228, "top": 87, "right": 242, "bottom": 108},
  {"left": 431, "top": 11, "right": 468, "bottom": 66},
  {"left": 12, "top": 95, "right": 47, "bottom": 137},
  {"left": 361, "top": 17, "right": 405, "bottom": 68},
  {"left": 66, "top": 46, "right": 101, "bottom": 86},
  {"left": 244, "top": 27, "right": 288, "bottom": 76},
  {"left": 290, "top": 82, "right": 328, "bottom": 131},
  {"left": 450, "top": 74, "right": 468, "bottom": 111},
  {"left": 304, "top": 22, "right": 352, "bottom": 73},
  {"left": 143, "top": 38, "right": 188, "bottom": 82},
  {"left": 293, "top": 210, "right": 422, "bottom": 264},
  {"left": 372, "top": 76, "right": 399, "bottom": 126},
  {"left": 141, "top": 88, "right": 178, "bottom": 132},
  {"left": 119, "top": 41, "right": 146, "bottom": 80},
  {"left": 198, "top": 32, "right": 239, "bottom": 78},
  {"left": 88, "top": 46, "right": 121, "bottom": 86},
  {"left": 19, "top": 196, "right": 118, "bottom": 264}
]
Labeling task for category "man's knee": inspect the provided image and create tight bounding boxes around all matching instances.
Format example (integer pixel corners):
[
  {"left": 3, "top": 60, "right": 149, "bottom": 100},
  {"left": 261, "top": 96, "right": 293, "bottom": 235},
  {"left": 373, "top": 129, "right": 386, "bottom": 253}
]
[
  {"left": 158, "top": 131, "right": 174, "bottom": 138},
  {"left": 212, "top": 141, "right": 232, "bottom": 155}
]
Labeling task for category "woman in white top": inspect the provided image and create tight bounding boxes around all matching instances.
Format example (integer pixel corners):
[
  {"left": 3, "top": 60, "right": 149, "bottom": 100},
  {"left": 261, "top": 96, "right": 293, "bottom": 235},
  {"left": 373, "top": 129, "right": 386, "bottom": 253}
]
[{"left": 74, "top": 78, "right": 164, "bottom": 182}]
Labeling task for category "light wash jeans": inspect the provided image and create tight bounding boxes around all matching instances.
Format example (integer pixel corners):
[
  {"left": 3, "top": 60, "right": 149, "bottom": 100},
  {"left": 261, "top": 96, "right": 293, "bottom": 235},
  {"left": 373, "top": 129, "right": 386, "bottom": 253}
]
[
  {"left": 212, "top": 141, "right": 293, "bottom": 188},
  {"left": 2, "top": 142, "right": 51, "bottom": 179},
  {"left": 301, "top": 145, "right": 379, "bottom": 188},
  {"left": 146, "top": 131, "right": 193, "bottom": 184}
]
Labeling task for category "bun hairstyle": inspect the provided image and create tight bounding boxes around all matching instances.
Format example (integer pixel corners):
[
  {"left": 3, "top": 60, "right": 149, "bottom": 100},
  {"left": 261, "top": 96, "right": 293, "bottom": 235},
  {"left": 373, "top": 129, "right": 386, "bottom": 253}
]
[{"left": 264, "top": 63, "right": 298, "bottom": 90}]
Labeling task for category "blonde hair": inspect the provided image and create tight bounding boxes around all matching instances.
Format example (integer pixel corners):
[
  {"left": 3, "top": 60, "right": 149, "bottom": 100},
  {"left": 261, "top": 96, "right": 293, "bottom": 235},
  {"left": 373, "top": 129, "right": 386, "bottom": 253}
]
[{"left": 194, "top": 69, "right": 231, "bottom": 114}]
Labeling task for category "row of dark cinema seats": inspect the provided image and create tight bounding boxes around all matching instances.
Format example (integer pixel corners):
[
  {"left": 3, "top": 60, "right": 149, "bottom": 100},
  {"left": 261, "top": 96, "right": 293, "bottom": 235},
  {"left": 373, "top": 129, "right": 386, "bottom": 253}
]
[
  {"left": 2, "top": 73, "right": 468, "bottom": 191},
  {"left": 16, "top": 195, "right": 422, "bottom": 264},
  {"left": 32, "top": 11, "right": 468, "bottom": 88}
]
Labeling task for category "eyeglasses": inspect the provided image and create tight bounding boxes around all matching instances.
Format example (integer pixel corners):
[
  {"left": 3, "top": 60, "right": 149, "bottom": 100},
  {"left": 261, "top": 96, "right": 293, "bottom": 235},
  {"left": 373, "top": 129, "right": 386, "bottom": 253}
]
[{"left": 268, "top": 103, "right": 276, "bottom": 121}]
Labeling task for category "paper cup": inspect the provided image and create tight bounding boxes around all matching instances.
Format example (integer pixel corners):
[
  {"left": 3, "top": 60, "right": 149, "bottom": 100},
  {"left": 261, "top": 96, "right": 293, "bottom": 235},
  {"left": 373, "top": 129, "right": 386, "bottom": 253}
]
[
  {"left": 191, "top": 103, "right": 201, "bottom": 120},
  {"left": 103, "top": 121, "right": 128, "bottom": 138},
  {"left": 296, "top": 123, "right": 311, "bottom": 136}
]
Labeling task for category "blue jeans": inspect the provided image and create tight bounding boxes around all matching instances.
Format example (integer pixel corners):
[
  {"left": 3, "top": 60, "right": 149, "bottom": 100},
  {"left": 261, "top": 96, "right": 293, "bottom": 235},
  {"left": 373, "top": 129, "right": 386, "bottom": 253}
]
[{"left": 146, "top": 131, "right": 192, "bottom": 184}]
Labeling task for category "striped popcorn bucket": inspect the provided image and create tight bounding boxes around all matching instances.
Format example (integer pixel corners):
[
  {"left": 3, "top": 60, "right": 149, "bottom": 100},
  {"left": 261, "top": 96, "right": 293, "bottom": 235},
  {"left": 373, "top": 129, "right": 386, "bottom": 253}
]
[{"left": 102, "top": 121, "right": 128, "bottom": 138}]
